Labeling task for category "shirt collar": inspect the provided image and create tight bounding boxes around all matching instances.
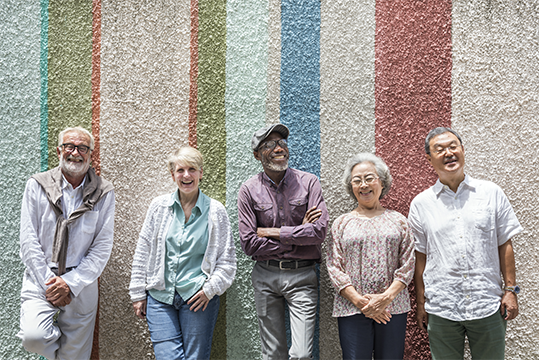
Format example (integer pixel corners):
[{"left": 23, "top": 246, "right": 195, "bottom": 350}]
[
  {"left": 169, "top": 188, "right": 204, "bottom": 213},
  {"left": 61, "top": 173, "right": 87, "bottom": 191},
  {"left": 262, "top": 168, "right": 290, "bottom": 187},
  {"left": 433, "top": 174, "right": 473, "bottom": 195}
]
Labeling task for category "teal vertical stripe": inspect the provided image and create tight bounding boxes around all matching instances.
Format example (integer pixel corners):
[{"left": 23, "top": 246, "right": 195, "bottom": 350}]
[
  {"left": 225, "top": 0, "right": 268, "bottom": 357},
  {"left": 40, "top": 0, "right": 48, "bottom": 172}
]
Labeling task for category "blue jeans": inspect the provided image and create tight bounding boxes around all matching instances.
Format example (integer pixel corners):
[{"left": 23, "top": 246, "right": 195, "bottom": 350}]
[
  {"left": 146, "top": 292, "right": 220, "bottom": 360},
  {"left": 338, "top": 312, "right": 408, "bottom": 360}
]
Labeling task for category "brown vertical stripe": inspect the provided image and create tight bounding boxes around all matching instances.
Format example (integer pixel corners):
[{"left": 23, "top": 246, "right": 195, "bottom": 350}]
[
  {"left": 375, "top": 1, "right": 452, "bottom": 359},
  {"left": 90, "top": 0, "right": 101, "bottom": 358},
  {"left": 189, "top": 0, "right": 199, "bottom": 148}
]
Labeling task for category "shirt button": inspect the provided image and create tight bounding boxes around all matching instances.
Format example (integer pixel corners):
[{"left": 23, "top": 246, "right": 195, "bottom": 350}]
[
  {"left": 464, "top": 275, "right": 468, "bottom": 279},
  {"left": 466, "top": 295, "right": 470, "bottom": 299},
  {"left": 282, "top": 222, "right": 285, "bottom": 226}
]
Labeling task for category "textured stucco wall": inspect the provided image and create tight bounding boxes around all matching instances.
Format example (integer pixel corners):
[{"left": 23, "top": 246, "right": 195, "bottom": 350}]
[
  {"left": 47, "top": 0, "right": 93, "bottom": 169},
  {"left": 225, "top": 0, "right": 268, "bottom": 358},
  {"left": 319, "top": 0, "right": 376, "bottom": 358},
  {"left": 99, "top": 0, "right": 191, "bottom": 358},
  {"left": 452, "top": 1, "right": 539, "bottom": 358},
  {"left": 1, "top": 1, "right": 538, "bottom": 359},
  {"left": 0, "top": 1, "right": 41, "bottom": 359}
]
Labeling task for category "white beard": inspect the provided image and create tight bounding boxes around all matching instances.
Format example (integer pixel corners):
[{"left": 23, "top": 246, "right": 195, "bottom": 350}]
[
  {"left": 59, "top": 155, "right": 90, "bottom": 178},
  {"left": 262, "top": 157, "right": 289, "bottom": 172}
]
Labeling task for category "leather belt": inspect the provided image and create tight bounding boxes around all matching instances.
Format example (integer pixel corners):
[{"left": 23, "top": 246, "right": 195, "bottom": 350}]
[
  {"left": 51, "top": 266, "right": 76, "bottom": 276},
  {"left": 266, "top": 260, "right": 315, "bottom": 270}
]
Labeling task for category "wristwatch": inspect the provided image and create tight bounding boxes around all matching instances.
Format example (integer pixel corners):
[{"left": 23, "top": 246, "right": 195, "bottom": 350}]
[{"left": 504, "top": 285, "right": 520, "bottom": 295}]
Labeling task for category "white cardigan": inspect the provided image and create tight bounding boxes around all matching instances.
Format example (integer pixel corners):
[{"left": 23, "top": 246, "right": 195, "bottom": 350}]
[{"left": 129, "top": 193, "right": 237, "bottom": 302}]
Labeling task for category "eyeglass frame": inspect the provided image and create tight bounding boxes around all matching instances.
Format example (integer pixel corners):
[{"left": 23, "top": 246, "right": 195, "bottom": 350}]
[
  {"left": 351, "top": 174, "right": 380, "bottom": 186},
  {"left": 431, "top": 143, "right": 462, "bottom": 156},
  {"left": 60, "top": 143, "right": 93, "bottom": 155},
  {"left": 258, "top": 139, "right": 288, "bottom": 151}
]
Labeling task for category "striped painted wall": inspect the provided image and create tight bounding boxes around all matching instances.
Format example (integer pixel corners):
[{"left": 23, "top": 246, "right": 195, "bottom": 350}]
[{"left": 1, "top": 0, "right": 537, "bottom": 359}]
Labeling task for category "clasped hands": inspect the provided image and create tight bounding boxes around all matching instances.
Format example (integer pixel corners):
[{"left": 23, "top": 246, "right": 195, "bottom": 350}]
[
  {"left": 45, "top": 276, "right": 72, "bottom": 307},
  {"left": 357, "top": 293, "right": 392, "bottom": 324}
]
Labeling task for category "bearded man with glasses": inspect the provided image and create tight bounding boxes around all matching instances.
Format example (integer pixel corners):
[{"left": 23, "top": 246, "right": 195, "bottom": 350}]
[
  {"left": 17, "top": 126, "right": 115, "bottom": 360},
  {"left": 237, "top": 124, "right": 329, "bottom": 360}
]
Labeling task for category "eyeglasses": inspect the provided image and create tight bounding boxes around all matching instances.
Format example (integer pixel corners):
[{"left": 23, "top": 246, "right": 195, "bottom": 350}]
[
  {"left": 259, "top": 139, "right": 288, "bottom": 151},
  {"left": 61, "top": 143, "right": 92, "bottom": 155},
  {"left": 432, "top": 144, "right": 461, "bottom": 155},
  {"left": 351, "top": 175, "right": 379, "bottom": 186}
]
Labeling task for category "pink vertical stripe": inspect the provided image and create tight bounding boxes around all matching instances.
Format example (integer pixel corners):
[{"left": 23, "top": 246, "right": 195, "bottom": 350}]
[
  {"left": 375, "top": 1, "right": 452, "bottom": 359},
  {"left": 189, "top": 0, "right": 199, "bottom": 148}
]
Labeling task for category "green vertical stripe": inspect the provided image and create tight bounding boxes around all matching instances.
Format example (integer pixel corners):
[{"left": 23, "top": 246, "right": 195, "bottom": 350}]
[
  {"left": 40, "top": 0, "right": 49, "bottom": 172},
  {"left": 47, "top": 0, "right": 93, "bottom": 169},
  {"left": 197, "top": 0, "right": 227, "bottom": 358}
]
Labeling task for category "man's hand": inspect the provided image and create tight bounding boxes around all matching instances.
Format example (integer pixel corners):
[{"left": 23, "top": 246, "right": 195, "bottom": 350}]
[
  {"left": 45, "top": 276, "right": 72, "bottom": 307},
  {"left": 133, "top": 299, "right": 147, "bottom": 319},
  {"left": 187, "top": 290, "right": 210, "bottom": 312},
  {"left": 500, "top": 291, "right": 519, "bottom": 320},
  {"left": 302, "top": 206, "right": 322, "bottom": 225},
  {"left": 257, "top": 227, "right": 280, "bottom": 239},
  {"left": 416, "top": 302, "right": 429, "bottom": 331}
]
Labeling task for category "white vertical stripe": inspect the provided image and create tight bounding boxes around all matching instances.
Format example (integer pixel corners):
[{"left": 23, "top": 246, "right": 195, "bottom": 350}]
[{"left": 319, "top": 0, "right": 376, "bottom": 357}]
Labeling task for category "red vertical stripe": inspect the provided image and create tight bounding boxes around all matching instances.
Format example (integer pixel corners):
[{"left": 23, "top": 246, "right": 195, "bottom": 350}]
[
  {"left": 189, "top": 0, "right": 199, "bottom": 148},
  {"left": 91, "top": 1, "right": 101, "bottom": 358},
  {"left": 375, "top": 1, "right": 452, "bottom": 359}
]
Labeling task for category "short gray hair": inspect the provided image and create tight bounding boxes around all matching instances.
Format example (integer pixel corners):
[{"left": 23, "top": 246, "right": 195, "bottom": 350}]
[
  {"left": 342, "top": 153, "right": 392, "bottom": 200},
  {"left": 167, "top": 146, "right": 203, "bottom": 173},
  {"left": 58, "top": 126, "right": 94, "bottom": 150},
  {"left": 425, "top": 127, "right": 463, "bottom": 154}
]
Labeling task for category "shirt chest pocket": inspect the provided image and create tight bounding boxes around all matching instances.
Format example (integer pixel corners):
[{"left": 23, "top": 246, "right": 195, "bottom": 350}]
[
  {"left": 81, "top": 211, "right": 99, "bottom": 234},
  {"left": 289, "top": 197, "right": 308, "bottom": 224},
  {"left": 473, "top": 208, "right": 494, "bottom": 232},
  {"left": 254, "top": 202, "right": 274, "bottom": 223}
]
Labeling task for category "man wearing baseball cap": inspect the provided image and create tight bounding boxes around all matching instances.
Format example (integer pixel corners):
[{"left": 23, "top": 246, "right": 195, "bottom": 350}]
[{"left": 237, "top": 124, "right": 329, "bottom": 360}]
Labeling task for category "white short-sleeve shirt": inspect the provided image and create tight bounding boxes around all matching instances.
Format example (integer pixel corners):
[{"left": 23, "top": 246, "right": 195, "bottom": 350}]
[{"left": 408, "top": 175, "right": 522, "bottom": 321}]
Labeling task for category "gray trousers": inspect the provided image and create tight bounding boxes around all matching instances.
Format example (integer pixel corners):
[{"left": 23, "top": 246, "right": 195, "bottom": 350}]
[
  {"left": 18, "top": 273, "right": 98, "bottom": 360},
  {"left": 251, "top": 261, "right": 318, "bottom": 360}
]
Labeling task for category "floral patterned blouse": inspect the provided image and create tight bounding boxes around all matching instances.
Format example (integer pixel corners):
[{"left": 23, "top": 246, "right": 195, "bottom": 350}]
[{"left": 327, "top": 209, "right": 415, "bottom": 317}]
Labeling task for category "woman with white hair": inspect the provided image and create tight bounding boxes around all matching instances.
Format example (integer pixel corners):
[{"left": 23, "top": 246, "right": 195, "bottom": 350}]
[
  {"left": 129, "top": 146, "right": 236, "bottom": 360},
  {"left": 326, "top": 153, "right": 415, "bottom": 360}
]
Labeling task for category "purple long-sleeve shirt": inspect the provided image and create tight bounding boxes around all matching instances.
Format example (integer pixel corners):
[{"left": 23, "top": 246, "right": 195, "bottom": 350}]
[{"left": 237, "top": 168, "right": 329, "bottom": 261}]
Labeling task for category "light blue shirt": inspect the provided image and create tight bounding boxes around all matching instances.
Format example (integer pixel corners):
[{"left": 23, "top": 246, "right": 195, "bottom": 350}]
[{"left": 149, "top": 189, "right": 210, "bottom": 304}]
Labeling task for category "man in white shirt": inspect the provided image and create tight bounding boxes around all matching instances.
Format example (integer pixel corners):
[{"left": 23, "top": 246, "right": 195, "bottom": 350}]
[
  {"left": 409, "top": 127, "right": 522, "bottom": 360},
  {"left": 17, "top": 126, "right": 115, "bottom": 360}
]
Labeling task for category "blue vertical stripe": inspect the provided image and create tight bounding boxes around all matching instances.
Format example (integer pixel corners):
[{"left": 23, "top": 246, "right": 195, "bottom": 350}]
[
  {"left": 40, "top": 0, "right": 49, "bottom": 172},
  {"left": 280, "top": 1, "right": 321, "bottom": 358},
  {"left": 280, "top": 0, "right": 321, "bottom": 178}
]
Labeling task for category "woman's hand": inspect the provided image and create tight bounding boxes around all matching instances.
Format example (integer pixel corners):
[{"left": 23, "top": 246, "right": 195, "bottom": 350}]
[
  {"left": 133, "top": 299, "right": 147, "bottom": 319},
  {"left": 187, "top": 290, "right": 210, "bottom": 312},
  {"left": 361, "top": 293, "right": 392, "bottom": 324}
]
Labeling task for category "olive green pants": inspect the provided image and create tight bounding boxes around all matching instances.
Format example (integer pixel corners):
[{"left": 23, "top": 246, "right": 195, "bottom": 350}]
[{"left": 427, "top": 310, "right": 507, "bottom": 360}]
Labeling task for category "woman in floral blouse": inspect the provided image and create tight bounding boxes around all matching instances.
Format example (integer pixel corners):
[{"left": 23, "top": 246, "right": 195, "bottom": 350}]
[{"left": 326, "top": 153, "right": 415, "bottom": 360}]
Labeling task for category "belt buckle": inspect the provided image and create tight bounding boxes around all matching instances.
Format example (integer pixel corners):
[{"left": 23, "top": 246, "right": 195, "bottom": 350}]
[{"left": 279, "top": 260, "right": 296, "bottom": 270}]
